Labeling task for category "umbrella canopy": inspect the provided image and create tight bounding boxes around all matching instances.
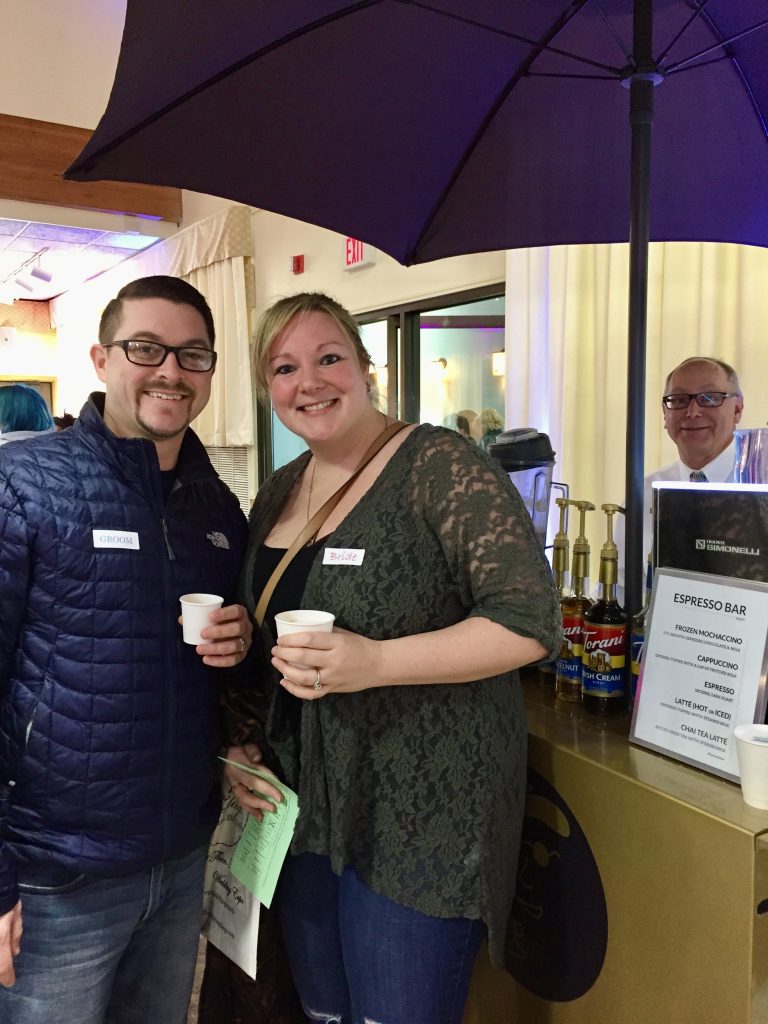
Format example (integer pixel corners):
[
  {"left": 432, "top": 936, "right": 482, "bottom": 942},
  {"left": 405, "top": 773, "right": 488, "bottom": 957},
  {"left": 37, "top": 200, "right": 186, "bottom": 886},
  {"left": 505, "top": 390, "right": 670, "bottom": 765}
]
[{"left": 66, "top": 0, "right": 768, "bottom": 608}]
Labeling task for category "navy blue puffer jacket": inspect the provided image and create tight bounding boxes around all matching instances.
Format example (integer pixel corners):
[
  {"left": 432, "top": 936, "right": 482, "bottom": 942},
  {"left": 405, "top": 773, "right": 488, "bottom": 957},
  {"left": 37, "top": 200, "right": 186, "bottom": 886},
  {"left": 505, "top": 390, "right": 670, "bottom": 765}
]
[{"left": 0, "top": 394, "right": 248, "bottom": 914}]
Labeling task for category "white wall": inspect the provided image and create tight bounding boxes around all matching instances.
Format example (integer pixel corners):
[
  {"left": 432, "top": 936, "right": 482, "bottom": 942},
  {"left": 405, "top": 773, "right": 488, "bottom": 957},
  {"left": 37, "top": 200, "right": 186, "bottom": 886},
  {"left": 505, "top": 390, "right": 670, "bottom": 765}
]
[
  {"left": 0, "top": 0, "right": 126, "bottom": 128},
  {"left": 250, "top": 209, "right": 505, "bottom": 317}
]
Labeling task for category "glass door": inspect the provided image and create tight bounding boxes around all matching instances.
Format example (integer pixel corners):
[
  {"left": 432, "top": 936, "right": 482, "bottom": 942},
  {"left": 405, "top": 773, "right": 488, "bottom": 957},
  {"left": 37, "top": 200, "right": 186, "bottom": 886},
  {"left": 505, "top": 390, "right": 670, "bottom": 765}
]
[{"left": 417, "top": 295, "right": 505, "bottom": 442}]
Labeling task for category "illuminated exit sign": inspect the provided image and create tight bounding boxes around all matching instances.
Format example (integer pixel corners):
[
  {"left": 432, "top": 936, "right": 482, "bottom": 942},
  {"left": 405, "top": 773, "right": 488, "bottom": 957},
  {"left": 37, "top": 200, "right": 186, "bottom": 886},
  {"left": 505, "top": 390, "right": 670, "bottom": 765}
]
[{"left": 343, "top": 237, "right": 376, "bottom": 271}]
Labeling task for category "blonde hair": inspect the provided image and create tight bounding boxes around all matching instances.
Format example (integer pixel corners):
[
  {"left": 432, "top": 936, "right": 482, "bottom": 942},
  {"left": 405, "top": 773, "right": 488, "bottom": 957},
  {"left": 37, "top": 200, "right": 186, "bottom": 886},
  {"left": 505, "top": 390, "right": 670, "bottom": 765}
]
[
  {"left": 252, "top": 292, "right": 372, "bottom": 395},
  {"left": 481, "top": 407, "right": 503, "bottom": 432}
]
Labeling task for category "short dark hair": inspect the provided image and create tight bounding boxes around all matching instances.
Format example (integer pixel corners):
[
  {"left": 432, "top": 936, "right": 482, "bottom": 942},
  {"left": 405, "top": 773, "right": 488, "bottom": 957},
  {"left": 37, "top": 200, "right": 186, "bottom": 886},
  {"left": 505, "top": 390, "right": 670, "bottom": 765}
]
[
  {"left": 98, "top": 276, "right": 215, "bottom": 348},
  {"left": 0, "top": 384, "right": 55, "bottom": 433},
  {"left": 53, "top": 412, "right": 76, "bottom": 430}
]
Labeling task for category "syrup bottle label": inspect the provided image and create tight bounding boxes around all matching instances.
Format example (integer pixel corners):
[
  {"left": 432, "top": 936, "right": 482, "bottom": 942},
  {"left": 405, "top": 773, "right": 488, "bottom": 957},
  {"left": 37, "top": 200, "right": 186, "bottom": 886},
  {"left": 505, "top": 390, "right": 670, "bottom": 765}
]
[
  {"left": 556, "top": 613, "right": 585, "bottom": 682},
  {"left": 581, "top": 623, "right": 626, "bottom": 697}
]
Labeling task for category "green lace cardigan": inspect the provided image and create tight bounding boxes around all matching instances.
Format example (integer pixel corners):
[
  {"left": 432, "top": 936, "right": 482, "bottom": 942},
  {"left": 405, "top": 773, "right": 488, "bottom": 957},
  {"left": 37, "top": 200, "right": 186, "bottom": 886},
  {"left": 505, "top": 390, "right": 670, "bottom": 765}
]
[{"left": 232, "top": 425, "right": 561, "bottom": 967}]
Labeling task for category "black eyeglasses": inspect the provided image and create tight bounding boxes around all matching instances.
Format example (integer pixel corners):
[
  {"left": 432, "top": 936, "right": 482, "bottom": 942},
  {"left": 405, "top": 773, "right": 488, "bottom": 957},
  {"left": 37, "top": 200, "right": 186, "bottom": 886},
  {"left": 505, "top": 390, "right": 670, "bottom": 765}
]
[
  {"left": 104, "top": 339, "right": 217, "bottom": 373},
  {"left": 661, "top": 391, "right": 741, "bottom": 411}
]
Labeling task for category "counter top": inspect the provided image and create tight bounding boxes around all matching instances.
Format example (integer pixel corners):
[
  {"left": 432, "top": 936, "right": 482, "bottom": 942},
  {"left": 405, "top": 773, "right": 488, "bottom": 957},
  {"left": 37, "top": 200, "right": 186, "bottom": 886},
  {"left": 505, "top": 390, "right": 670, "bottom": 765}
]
[{"left": 521, "top": 671, "right": 768, "bottom": 838}]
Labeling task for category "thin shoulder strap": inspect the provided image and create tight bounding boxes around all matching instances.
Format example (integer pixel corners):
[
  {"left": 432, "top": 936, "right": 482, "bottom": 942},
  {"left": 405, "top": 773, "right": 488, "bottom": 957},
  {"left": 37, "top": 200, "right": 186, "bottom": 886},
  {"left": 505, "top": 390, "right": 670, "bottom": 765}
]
[{"left": 254, "top": 420, "right": 408, "bottom": 627}]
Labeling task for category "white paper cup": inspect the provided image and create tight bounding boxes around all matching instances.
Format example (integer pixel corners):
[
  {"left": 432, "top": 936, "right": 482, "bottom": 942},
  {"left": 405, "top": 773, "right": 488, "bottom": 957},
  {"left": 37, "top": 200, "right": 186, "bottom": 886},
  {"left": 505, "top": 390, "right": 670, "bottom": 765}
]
[
  {"left": 734, "top": 724, "right": 768, "bottom": 810},
  {"left": 274, "top": 609, "right": 335, "bottom": 637},
  {"left": 179, "top": 593, "right": 223, "bottom": 645}
]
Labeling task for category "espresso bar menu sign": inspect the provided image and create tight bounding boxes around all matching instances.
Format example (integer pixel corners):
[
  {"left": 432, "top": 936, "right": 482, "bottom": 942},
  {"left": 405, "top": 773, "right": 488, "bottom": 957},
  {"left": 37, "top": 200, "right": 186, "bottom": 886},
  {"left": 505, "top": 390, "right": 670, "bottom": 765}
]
[{"left": 630, "top": 568, "right": 768, "bottom": 782}]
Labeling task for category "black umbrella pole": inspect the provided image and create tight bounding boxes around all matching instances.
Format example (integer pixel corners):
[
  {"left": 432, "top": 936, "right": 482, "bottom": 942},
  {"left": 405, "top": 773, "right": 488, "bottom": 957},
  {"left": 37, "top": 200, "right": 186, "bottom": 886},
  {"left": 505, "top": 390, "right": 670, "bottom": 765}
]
[{"left": 625, "top": 1, "right": 654, "bottom": 618}]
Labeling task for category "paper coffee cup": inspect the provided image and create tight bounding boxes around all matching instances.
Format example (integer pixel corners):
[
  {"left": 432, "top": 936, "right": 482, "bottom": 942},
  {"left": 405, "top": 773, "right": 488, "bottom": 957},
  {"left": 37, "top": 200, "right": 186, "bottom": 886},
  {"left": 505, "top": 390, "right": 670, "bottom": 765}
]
[
  {"left": 734, "top": 724, "right": 768, "bottom": 810},
  {"left": 180, "top": 593, "right": 224, "bottom": 645},
  {"left": 274, "top": 609, "right": 335, "bottom": 637}
]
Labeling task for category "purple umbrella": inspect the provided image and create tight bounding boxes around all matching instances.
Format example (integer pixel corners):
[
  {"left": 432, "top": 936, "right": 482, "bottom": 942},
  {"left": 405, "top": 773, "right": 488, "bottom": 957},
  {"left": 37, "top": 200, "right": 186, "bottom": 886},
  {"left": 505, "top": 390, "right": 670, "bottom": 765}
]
[{"left": 65, "top": 0, "right": 768, "bottom": 609}]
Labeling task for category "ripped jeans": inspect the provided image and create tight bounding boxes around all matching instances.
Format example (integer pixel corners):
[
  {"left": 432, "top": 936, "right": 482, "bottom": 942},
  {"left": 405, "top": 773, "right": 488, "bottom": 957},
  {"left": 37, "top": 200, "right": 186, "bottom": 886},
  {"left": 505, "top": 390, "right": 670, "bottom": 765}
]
[{"left": 276, "top": 853, "right": 486, "bottom": 1024}]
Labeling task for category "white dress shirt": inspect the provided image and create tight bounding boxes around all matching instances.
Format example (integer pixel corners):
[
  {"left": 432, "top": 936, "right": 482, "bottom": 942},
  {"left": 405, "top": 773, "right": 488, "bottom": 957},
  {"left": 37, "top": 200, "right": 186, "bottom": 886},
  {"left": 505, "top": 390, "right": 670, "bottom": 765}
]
[
  {"left": 642, "top": 438, "right": 737, "bottom": 561},
  {"left": 609, "top": 439, "right": 737, "bottom": 604}
]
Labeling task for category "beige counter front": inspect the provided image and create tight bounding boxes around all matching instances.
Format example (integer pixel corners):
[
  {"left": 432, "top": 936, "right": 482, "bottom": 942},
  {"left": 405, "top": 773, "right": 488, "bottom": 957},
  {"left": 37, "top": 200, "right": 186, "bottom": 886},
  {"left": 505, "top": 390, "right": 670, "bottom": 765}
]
[{"left": 463, "top": 676, "right": 768, "bottom": 1024}]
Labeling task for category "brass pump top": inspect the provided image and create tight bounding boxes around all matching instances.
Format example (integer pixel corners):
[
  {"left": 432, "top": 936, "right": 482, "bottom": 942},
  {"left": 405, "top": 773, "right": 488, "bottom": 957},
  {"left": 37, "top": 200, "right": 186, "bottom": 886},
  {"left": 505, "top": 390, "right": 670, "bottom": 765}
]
[
  {"left": 569, "top": 500, "right": 595, "bottom": 553},
  {"left": 552, "top": 497, "right": 570, "bottom": 578},
  {"left": 566, "top": 499, "right": 595, "bottom": 580},
  {"left": 598, "top": 503, "right": 625, "bottom": 586}
]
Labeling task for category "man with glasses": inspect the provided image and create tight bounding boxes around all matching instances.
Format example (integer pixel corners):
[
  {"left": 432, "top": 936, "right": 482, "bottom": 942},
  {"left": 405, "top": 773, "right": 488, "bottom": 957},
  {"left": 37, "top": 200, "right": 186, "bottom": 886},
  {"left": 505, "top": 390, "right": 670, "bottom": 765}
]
[
  {"left": 639, "top": 356, "right": 744, "bottom": 562},
  {"left": 660, "top": 357, "right": 743, "bottom": 480},
  {"left": 0, "top": 276, "right": 252, "bottom": 1022}
]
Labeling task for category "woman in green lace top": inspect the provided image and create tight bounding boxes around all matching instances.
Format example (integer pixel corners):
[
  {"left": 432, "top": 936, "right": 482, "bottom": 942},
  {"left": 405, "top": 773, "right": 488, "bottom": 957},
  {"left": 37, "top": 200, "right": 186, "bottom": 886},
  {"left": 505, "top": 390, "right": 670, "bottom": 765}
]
[{"left": 226, "top": 292, "right": 562, "bottom": 1024}]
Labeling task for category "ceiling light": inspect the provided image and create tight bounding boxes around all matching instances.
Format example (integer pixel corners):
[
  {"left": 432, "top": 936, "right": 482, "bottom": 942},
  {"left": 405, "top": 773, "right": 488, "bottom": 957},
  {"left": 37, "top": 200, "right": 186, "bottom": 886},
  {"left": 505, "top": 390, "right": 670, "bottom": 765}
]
[{"left": 30, "top": 263, "right": 53, "bottom": 283}]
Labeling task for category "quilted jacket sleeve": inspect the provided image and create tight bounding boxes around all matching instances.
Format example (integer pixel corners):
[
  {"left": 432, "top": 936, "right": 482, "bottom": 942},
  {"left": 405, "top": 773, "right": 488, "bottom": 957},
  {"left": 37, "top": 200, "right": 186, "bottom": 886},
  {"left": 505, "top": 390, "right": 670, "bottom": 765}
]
[{"left": 0, "top": 465, "right": 31, "bottom": 913}]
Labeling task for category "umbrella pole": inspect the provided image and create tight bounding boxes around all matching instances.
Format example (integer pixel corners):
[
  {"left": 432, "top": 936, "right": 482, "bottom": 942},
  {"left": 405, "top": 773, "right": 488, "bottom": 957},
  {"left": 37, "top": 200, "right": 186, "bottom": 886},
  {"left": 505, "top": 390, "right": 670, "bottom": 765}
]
[{"left": 625, "top": 0, "right": 656, "bottom": 616}]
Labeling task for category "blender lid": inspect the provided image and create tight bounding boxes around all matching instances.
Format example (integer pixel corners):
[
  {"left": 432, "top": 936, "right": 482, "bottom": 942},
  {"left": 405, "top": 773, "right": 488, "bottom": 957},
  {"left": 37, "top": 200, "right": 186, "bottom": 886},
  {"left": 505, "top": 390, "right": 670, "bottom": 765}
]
[{"left": 488, "top": 428, "right": 556, "bottom": 468}]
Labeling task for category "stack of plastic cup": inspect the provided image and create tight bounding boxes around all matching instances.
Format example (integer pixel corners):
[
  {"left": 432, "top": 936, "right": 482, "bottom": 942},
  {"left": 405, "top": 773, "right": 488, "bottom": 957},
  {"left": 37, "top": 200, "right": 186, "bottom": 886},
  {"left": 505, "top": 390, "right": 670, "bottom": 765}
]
[{"left": 733, "top": 428, "right": 768, "bottom": 484}]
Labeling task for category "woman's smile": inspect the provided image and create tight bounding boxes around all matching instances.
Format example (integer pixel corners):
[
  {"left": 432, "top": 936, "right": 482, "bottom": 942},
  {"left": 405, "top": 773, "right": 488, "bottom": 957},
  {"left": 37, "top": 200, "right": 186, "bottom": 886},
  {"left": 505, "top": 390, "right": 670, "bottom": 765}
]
[{"left": 298, "top": 398, "right": 337, "bottom": 413}]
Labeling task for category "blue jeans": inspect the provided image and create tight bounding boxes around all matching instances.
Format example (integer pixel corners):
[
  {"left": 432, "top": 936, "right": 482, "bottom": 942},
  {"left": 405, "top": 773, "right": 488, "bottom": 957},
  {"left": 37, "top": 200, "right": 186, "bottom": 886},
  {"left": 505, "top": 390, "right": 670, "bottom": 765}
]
[
  {"left": 0, "top": 845, "right": 206, "bottom": 1024},
  {"left": 276, "top": 853, "right": 486, "bottom": 1024}
]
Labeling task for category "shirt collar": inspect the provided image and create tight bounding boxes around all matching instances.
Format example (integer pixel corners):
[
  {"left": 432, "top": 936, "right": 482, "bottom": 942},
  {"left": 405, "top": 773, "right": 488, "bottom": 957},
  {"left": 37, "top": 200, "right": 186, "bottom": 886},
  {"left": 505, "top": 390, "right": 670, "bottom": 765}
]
[{"left": 678, "top": 438, "right": 736, "bottom": 482}]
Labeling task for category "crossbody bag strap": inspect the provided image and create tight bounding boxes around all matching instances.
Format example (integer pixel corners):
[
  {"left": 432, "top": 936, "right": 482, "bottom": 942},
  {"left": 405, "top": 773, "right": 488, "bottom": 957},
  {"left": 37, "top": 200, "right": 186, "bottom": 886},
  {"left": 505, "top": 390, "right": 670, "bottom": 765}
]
[{"left": 253, "top": 420, "right": 408, "bottom": 627}]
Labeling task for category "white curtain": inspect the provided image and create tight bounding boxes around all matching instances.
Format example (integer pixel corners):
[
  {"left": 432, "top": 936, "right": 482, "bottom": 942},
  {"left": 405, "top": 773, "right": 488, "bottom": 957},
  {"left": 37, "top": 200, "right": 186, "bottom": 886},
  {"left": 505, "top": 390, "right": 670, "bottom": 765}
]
[
  {"left": 185, "top": 255, "right": 253, "bottom": 446},
  {"left": 505, "top": 241, "right": 768, "bottom": 553},
  {"left": 50, "top": 205, "right": 255, "bottom": 446}
]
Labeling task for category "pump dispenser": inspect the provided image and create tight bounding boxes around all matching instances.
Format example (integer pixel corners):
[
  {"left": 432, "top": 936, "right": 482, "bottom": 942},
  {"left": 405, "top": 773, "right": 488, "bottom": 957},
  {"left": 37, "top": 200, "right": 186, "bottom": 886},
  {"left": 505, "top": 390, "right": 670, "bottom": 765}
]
[
  {"left": 551, "top": 497, "right": 571, "bottom": 596},
  {"left": 581, "top": 504, "right": 628, "bottom": 713},
  {"left": 538, "top": 498, "right": 570, "bottom": 685},
  {"left": 555, "top": 500, "right": 594, "bottom": 703}
]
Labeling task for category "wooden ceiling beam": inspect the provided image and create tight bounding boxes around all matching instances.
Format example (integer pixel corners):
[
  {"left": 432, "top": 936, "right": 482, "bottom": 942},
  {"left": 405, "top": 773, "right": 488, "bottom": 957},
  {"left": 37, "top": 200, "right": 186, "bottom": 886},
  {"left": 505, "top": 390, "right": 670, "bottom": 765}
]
[{"left": 0, "top": 113, "right": 182, "bottom": 223}]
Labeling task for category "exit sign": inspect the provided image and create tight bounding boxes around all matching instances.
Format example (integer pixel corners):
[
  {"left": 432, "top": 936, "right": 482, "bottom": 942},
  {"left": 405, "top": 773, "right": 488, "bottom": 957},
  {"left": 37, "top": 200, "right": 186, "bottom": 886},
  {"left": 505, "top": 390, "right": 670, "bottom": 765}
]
[{"left": 343, "top": 237, "right": 376, "bottom": 271}]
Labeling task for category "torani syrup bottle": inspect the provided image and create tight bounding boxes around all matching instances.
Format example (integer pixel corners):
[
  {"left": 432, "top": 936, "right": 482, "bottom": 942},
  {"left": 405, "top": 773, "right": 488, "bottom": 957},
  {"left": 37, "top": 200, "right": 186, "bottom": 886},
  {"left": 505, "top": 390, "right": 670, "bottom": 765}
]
[
  {"left": 556, "top": 500, "right": 595, "bottom": 703},
  {"left": 582, "top": 504, "right": 628, "bottom": 714},
  {"left": 630, "top": 554, "right": 653, "bottom": 704},
  {"left": 538, "top": 498, "right": 570, "bottom": 685}
]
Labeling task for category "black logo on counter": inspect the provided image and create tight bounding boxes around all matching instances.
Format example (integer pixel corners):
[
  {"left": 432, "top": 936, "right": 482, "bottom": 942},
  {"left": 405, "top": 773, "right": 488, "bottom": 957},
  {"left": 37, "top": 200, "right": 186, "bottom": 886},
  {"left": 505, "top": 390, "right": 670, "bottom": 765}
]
[{"left": 505, "top": 768, "right": 608, "bottom": 1001}]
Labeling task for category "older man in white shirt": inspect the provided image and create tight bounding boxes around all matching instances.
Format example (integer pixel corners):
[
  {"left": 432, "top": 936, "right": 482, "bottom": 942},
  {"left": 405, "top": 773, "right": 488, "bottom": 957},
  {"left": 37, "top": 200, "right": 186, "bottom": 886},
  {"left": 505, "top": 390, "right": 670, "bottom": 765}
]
[
  {"left": 612, "top": 357, "right": 743, "bottom": 602},
  {"left": 640, "top": 356, "right": 743, "bottom": 562}
]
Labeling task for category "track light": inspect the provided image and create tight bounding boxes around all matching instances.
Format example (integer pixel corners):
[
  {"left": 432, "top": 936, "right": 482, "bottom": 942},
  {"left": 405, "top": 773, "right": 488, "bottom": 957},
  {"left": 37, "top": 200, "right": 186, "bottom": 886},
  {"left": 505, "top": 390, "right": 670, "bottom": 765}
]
[{"left": 30, "top": 263, "right": 53, "bottom": 283}]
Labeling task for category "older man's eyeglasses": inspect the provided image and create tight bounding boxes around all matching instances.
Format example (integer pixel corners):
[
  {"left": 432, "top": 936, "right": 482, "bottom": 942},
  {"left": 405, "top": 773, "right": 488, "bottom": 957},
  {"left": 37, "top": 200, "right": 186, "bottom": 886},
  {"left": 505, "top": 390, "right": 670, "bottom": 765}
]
[
  {"left": 104, "top": 339, "right": 217, "bottom": 373},
  {"left": 661, "top": 391, "right": 740, "bottom": 411}
]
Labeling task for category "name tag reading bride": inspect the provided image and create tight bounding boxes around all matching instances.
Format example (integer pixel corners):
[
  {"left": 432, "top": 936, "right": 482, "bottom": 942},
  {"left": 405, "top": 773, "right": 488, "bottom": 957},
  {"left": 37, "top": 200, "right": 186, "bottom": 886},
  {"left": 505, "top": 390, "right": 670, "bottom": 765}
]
[{"left": 323, "top": 548, "right": 365, "bottom": 566}]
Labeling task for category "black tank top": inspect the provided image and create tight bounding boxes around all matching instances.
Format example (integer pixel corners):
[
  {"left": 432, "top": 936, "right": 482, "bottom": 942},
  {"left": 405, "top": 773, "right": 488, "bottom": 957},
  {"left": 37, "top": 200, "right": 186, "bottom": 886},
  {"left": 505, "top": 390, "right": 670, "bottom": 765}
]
[
  {"left": 252, "top": 539, "right": 325, "bottom": 634},
  {"left": 252, "top": 539, "right": 325, "bottom": 752}
]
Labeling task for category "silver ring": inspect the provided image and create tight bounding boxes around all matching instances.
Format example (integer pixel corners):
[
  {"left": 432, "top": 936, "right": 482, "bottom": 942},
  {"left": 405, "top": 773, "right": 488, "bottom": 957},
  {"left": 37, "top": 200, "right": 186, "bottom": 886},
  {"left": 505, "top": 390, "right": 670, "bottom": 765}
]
[
  {"left": 313, "top": 669, "right": 322, "bottom": 690},
  {"left": 237, "top": 637, "right": 246, "bottom": 654}
]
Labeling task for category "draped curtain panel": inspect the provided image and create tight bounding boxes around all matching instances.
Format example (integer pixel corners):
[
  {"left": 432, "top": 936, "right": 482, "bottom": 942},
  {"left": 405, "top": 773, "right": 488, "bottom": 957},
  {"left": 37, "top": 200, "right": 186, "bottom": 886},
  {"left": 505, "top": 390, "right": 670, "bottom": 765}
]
[
  {"left": 50, "top": 205, "right": 255, "bottom": 447},
  {"left": 505, "top": 241, "right": 768, "bottom": 552},
  {"left": 186, "top": 254, "right": 254, "bottom": 446}
]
